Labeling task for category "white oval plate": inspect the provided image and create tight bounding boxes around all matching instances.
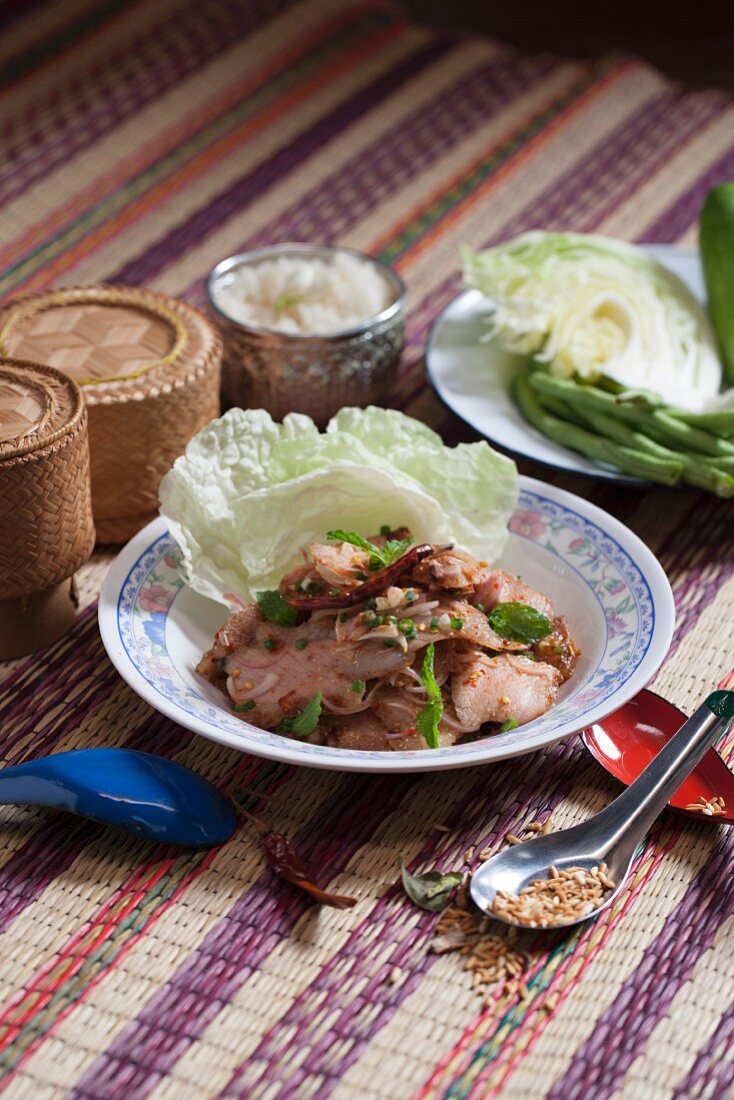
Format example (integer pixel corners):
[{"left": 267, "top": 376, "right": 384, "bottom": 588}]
[
  {"left": 426, "top": 245, "right": 705, "bottom": 483},
  {"left": 98, "top": 476, "right": 675, "bottom": 773}
]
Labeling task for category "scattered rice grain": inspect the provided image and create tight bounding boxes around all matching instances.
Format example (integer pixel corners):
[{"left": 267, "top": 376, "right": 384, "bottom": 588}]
[{"left": 684, "top": 794, "right": 726, "bottom": 816}]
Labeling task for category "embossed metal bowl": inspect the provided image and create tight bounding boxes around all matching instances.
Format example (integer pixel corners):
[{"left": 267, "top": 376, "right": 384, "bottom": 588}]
[{"left": 206, "top": 244, "right": 406, "bottom": 423}]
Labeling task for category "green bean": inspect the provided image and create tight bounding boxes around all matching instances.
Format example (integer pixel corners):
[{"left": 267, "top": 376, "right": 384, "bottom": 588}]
[
  {"left": 536, "top": 387, "right": 734, "bottom": 496},
  {"left": 663, "top": 408, "right": 734, "bottom": 437},
  {"left": 533, "top": 391, "right": 590, "bottom": 428},
  {"left": 699, "top": 455, "right": 734, "bottom": 470},
  {"left": 513, "top": 378, "right": 683, "bottom": 485},
  {"left": 678, "top": 463, "right": 734, "bottom": 497},
  {"left": 612, "top": 388, "right": 665, "bottom": 410},
  {"left": 528, "top": 373, "right": 734, "bottom": 457},
  {"left": 574, "top": 406, "right": 665, "bottom": 454},
  {"left": 648, "top": 410, "right": 734, "bottom": 456}
]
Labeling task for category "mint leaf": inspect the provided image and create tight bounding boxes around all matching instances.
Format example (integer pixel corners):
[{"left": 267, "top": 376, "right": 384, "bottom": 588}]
[
  {"left": 382, "top": 537, "right": 413, "bottom": 565},
  {"left": 399, "top": 857, "right": 462, "bottom": 912},
  {"left": 278, "top": 692, "right": 322, "bottom": 738},
  {"left": 488, "top": 602, "right": 552, "bottom": 644},
  {"left": 327, "top": 529, "right": 378, "bottom": 559},
  {"left": 326, "top": 530, "right": 413, "bottom": 570},
  {"left": 256, "top": 590, "right": 298, "bottom": 627},
  {"left": 416, "top": 642, "right": 443, "bottom": 749}
]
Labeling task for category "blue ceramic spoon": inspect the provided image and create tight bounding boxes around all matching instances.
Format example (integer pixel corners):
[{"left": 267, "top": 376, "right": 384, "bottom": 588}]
[{"left": 0, "top": 748, "right": 237, "bottom": 847}]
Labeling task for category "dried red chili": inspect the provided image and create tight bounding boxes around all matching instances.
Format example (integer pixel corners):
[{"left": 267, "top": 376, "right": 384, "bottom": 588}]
[
  {"left": 260, "top": 829, "right": 357, "bottom": 909},
  {"left": 281, "top": 544, "right": 437, "bottom": 610}
]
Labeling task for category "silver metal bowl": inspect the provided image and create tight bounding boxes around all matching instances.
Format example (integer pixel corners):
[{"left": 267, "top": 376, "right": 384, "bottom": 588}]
[{"left": 206, "top": 243, "right": 406, "bottom": 424}]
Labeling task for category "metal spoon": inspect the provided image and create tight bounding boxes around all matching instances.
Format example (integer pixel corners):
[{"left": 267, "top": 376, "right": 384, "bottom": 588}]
[
  {"left": 471, "top": 690, "right": 734, "bottom": 929},
  {"left": 0, "top": 748, "right": 237, "bottom": 847}
]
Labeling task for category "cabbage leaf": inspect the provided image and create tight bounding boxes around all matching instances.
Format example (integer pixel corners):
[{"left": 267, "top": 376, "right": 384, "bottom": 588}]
[
  {"left": 462, "top": 232, "right": 722, "bottom": 413},
  {"left": 159, "top": 406, "right": 518, "bottom": 607}
]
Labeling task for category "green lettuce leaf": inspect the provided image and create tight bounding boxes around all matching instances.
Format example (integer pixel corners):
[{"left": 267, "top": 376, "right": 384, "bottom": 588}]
[{"left": 159, "top": 406, "right": 518, "bottom": 605}]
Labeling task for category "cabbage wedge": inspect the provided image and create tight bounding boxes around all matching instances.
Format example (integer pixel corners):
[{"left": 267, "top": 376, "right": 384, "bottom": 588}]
[{"left": 462, "top": 232, "right": 722, "bottom": 413}]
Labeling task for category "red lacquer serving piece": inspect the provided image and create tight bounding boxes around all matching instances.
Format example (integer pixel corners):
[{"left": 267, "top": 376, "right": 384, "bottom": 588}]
[{"left": 581, "top": 689, "right": 734, "bottom": 825}]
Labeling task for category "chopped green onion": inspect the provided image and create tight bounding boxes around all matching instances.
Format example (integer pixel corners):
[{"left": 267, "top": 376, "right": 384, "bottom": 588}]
[
  {"left": 398, "top": 618, "right": 417, "bottom": 639},
  {"left": 450, "top": 616, "right": 464, "bottom": 631},
  {"left": 351, "top": 679, "right": 366, "bottom": 694},
  {"left": 294, "top": 638, "right": 309, "bottom": 650},
  {"left": 430, "top": 616, "right": 440, "bottom": 632},
  {"left": 263, "top": 638, "right": 278, "bottom": 651},
  {"left": 234, "top": 700, "right": 256, "bottom": 713},
  {"left": 380, "top": 524, "right": 392, "bottom": 536},
  {"left": 499, "top": 717, "right": 518, "bottom": 732}
]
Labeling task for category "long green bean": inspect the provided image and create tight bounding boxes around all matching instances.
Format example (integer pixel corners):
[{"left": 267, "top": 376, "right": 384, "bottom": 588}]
[
  {"left": 664, "top": 408, "right": 734, "bottom": 437},
  {"left": 513, "top": 378, "right": 683, "bottom": 485},
  {"left": 533, "top": 384, "right": 734, "bottom": 496},
  {"left": 528, "top": 373, "right": 734, "bottom": 457}
]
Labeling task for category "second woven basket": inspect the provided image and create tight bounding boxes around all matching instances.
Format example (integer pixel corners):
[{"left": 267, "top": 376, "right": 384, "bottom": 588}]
[{"left": 0, "top": 286, "right": 222, "bottom": 543}]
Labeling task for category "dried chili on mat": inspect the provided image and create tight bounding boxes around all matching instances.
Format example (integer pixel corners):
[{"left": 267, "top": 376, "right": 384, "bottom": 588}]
[{"left": 259, "top": 828, "right": 357, "bottom": 909}]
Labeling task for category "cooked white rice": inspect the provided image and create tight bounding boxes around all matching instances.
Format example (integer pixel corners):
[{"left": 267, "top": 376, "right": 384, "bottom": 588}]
[{"left": 211, "top": 251, "right": 391, "bottom": 335}]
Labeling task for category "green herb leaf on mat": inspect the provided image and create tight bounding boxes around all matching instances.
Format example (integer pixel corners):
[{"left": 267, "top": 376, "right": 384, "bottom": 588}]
[
  {"left": 256, "top": 590, "right": 298, "bottom": 627},
  {"left": 488, "top": 602, "right": 553, "bottom": 645},
  {"left": 399, "top": 857, "right": 462, "bottom": 912},
  {"left": 416, "top": 642, "right": 443, "bottom": 749}
]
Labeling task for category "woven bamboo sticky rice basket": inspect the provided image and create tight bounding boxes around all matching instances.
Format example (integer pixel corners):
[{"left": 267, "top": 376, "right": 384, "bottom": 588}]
[
  {"left": 0, "top": 286, "right": 222, "bottom": 543},
  {"left": 0, "top": 358, "right": 95, "bottom": 658}
]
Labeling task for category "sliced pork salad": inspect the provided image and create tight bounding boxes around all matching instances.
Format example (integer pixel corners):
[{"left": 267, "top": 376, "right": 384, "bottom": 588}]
[{"left": 197, "top": 527, "right": 579, "bottom": 751}]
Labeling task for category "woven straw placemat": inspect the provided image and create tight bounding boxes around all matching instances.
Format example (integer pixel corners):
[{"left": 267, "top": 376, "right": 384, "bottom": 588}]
[{"left": 1, "top": 1, "right": 734, "bottom": 1097}]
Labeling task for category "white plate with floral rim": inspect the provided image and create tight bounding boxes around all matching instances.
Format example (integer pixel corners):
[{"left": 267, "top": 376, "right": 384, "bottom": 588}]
[
  {"left": 98, "top": 476, "right": 675, "bottom": 772},
  {"left": 426, "top": 245, "right": 702, "bottom": 484}
]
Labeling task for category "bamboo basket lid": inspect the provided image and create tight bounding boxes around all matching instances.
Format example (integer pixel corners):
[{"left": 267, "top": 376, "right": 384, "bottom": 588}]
[
  {"left": 0, "top": 286, "right": 222, "bottom": 544},
  {"left": 0, "top": 358, "right": 95, "bottom": 658}
]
